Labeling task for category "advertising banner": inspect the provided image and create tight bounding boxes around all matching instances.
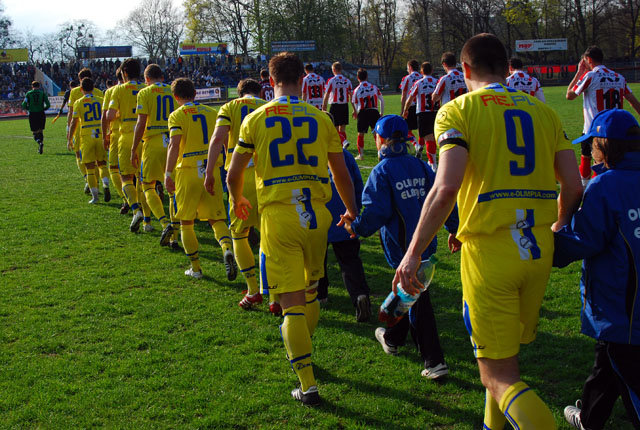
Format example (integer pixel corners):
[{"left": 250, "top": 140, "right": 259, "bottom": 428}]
[
  {"left": 180, "top": 43, "right": 228, "bottom": 56},
  {"left": 77, "top": 46, "right": 133, "bottom": 59},
  {"left": 0, "top": 49, "right": 29, "bottom": 63},
  {"left": 516, "top": 39, "right": 568, "bottom": 52},
  {"left": 195, "top": 87, "right": 222, "bottom": 101},
  {"left": 35, "top": 68, "right": 61, "bottom": 96},
  {"left": 271, "top": 40, "right": 316, "bottom": 52}
]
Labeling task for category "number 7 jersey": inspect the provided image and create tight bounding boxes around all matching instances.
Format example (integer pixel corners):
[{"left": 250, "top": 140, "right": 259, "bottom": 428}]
[
  {"left": 168, "top": 102, "right": 219, "bottom": 169},
  {"left": 434, "top": 83, "right": 572, "bottom": 241}
]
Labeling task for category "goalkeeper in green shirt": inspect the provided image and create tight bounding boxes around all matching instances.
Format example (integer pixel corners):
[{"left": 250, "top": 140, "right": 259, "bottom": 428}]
[{"left": 22, "top": 81, "right": 50, "bottom": 154}]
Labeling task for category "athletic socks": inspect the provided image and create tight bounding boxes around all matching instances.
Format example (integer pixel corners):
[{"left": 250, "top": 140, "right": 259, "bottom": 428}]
[
  {"left": 232, "top": 231, "right": 259, "bottom": 295},
  {"left": 143, "top": 183, "right": 169, "bottom": 228},
  {"left": 110, "top": 167, "right": 124, "bottom": 198},
  {"left": 484, "top": 388, "right": 506, "bottom": 430},
  {"left": 281, "top": 305, "right": 316, "bottom": 392},
  {"left": 169, "top": 194, "right": 180, "bottom": 241},
  {"left": 76, "top": 157, "right": 87, "bottom": 178},
  {"left": 305, "top": 282, "right": 320, "bottom": 336},
  {"left": 426, "top": 140, "right": 437, "bottom": 165},
  {"left": 579, "top": 155, "right": 591, "bottom": 179},
  {"left": 356, "top": 134, "right": 364, "bottom": 156},
  {"left": 86, "top": 166, "right": 98, "bottom": 189},
  {"left": 137, "top": 181, "right": 151, "bottom": 219},
  {"left": 122, "top": 178, "right": 140, "bottom": 212},
  {"left": 498, "top": 381, "right": 556, "bottom": 429},
  {"left": 181, "top": 223, "right": 201, "bottom": 272},
  {"left": 211, "top": 221, "right": 233, "bottom": 254},
  {"left": 338, "top": 131, "right": 348, "bottom": 145}
]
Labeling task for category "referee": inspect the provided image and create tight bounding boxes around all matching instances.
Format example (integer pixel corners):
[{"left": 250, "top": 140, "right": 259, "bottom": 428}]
[{"left": 22, "top": 81, "right": 50, "bottom": 154}]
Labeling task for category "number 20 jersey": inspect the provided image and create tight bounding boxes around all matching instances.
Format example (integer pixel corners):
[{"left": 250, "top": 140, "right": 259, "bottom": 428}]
[
  {"left": 237, "top": 96, "right": 343, "bottom": 209},
  {"left": 434, "top": 83, "right": 572, "bottom": 241}
]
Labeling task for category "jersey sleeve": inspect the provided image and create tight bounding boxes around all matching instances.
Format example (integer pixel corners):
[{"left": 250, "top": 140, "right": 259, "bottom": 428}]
[
  {"left": 72, "top": 99, "right": 82, "bottom": 119},
  {"left": 102, "top": 90, "right": 111, "bottom": 112},
  {"left": 168, "top": 110, "right": 184, "bottom": 137},
  {"left": 216, "top": 101, "right": 233, "bottom": 127},
  {"left": 236, "top": 114, "right": 255, "bottom": 155},
  {"left": 624, "top": 81, "right": 632, "bottom": 96},
  {"left": 325, "top": 78, "right": 334, "bottom": 94},
  {"left": 408, "top": 81, "right": 419, "bottom": 99},
  {"left": 434, "top": 102, "right": 468, "bottom": 153},
  {"left": 434, "top": 76, "right": 446, "bottom": 95},
  {"left": 135, "top": 89, "right": 149, "bottom": 115},
  {"left": 572, "top": 72, "right": 591, "bottom": 95},
  {"left": 108, "top": 87, "right": 120, "bottom": 111}
]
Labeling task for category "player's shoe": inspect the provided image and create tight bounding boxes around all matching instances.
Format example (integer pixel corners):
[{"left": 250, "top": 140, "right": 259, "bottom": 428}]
[
  {"left": 223, "top": 250, "right": 237, "bottom": 281},
  {"left": 355, "top": 154, "right": 363, "bottom": 161},
  {"left": 104, "top": 187, "right": 111, "bottom": 202},
  {"left": 428, "top": 162, "right": 438, "bottom": 173},
  {"left": 421, "top": 363, "right": 449, "bottom": 380},
  {"left": 415, "top": 144, "right": 424, "bottom": 159},
  {"left": 375, "top": 327, "right": 398, "bottom": 356},
  {"left": 143, "top": 223, "right": 154, "bottom": 233},
  {"left": 155, "top": 181, "right": 165, "bottom": 203},
  {"left": 169, "top": 240, "right": 181, "bottom": 251},
  {"left": 564, "top": 400, "right": 585, "bottom": 429},
  {"left": 38, "top": 141, "right": 43, "bottom": 154},
  {"left": 342, "top": 139, "right": 350, "bottom": 149},
  {"left": 88, "top": 196, "right": 99, "bottom": 204},
  {"left": 130, "top": 211, "right": 144, "bottom": 232},
  {"left": 269, "top": 302, "right": 282, "bottom": 316},
  {"left": 581, "top": 178, "right": 590, "bottom": 189},
  {"left": 291, "top": 385, "right": 321, "bottom": 406},
  {"left": 239, "top": 292, "right": 263, "bottom": 309},
  {"left": 248, "top": 227, "right": 260, "bottom": 247},
  {"left": 160, "top": 224, "right": 174, "bottom": 246},
  {"left": 184, "top": 268, "right": 203, "bottom": 279},
  {"left": 84, "top": 183, "right": 90, "bottom": 195},
  {"left": 120, "top": 202, "right": 130, "bottom": 215},
  {"left": 356, "top": 295, "right": 371, "bottom": 322}
]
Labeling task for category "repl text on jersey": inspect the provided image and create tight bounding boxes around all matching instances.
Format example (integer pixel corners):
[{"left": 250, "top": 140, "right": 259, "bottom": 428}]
[{"left": 265, "top": 105, "right": 316, "bottom": 116}]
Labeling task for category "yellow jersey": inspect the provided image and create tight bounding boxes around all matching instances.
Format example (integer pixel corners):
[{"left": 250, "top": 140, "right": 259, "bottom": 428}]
[
  {"left": 236, "top": 95, "right": 342, "bottom": 209},
  {"left": 102, "top": 86, "right": 120, "bottom": 135},
  {"left": 216, "top": 95, "right": 267, "bottom": 169},
  {"left": 72, "top": 94, "right": 104, "bottom": 136},
  {"left": 168, "top": 102, "right": 219, "bottom": 169},
  {"left": 69, "top": 86, "right": 104, "bottom": 110},
  {"left": 109, "top": 81, "right": 146, "bottom": 134},
  {"left": 135, "top": 82, "right": 176, "bottom": 139},
  {"left": 435, "top": 83, "right": 572, "bottom": 241}
]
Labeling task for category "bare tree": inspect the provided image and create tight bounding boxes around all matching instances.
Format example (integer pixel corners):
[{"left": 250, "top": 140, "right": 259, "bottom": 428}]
[
  {"left": 365, "top": 0, "right": 405, "bottom": 83},
  {"left": 57, "top": 20, "right": 99, "bottom": 59}
]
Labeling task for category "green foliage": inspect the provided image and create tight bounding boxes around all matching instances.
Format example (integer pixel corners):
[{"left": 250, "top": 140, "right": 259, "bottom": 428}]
[{"left": 503, "top": 0, "right": 540, "bottom": 26}]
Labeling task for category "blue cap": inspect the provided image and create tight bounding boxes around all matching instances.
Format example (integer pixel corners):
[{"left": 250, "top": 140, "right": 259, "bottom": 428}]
[
  {"left": 573, "top": 109, "right": 640, "bottom": 144},
  {"left": 373, "top": 115, "right": 409, "bottom": 140}
]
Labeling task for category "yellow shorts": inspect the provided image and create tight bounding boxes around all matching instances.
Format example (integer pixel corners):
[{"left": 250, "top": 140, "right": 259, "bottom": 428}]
[
  {"left": 141, "top": 133, "right": 169, "bottom": 183},
  {"left": 259, "top": 200, "right": 331, "bottom": 295},
  {"left": 118, "top": 132, "right": 139, "bottom": 176},
  {"left": 460, "top": 225, "right": 553, "bottom": 359},
  {"left": 80, "top": 132, "right": 106, "bottom": 164},
  {"left": 174, "top": 166, "right": 226, "bottom": 221},
  {"left": 108, "top": 131, "right": 120, "bottom": 166},
  {"left": 72, "top": 128, "right": 81, "bottom": 152},
  {"left": 229, "top": 166, "right": 259, "bottom": 233}
]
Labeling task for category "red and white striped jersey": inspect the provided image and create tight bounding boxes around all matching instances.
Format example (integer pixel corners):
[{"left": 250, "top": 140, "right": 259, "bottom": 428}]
[
  {"left": 434, "top": 69, "right": 467, "bottom": 105},
  {"left": 301, "top": 72, "right": 325, "bottom": 108},
  {"left": 352, "top": 81, "right": 382, "bottom": 113},
  {"left": 325, "top": 74, "right": 353, "bottom": 105},
  {"left": 572, "top": 65, "right": 632, "bottom": 133},
  {"left": 399, "top": 71, "right": 422, "bottom": 106},
  {"left": 259, "top": 79, "right": 274, "bottom": 101},
  {"left": 408, "top": 75, "right": 439, "bottom": 113},
  {"left": 506, "top": 71, "right": 544, "bottom": 102}
]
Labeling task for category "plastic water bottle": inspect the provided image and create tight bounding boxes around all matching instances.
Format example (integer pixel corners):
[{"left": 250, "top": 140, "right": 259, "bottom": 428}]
[{"left": 379, "top": 256, "right": 438, "bottom": 326}]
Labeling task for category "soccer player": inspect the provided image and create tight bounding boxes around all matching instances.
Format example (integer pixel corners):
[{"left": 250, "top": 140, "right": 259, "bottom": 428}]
[
  {"left": 506, "top": 57, "right": 545, "bottom": 102},
  {"left": 67, "top": 78, "right": 109, "bottom": 204},
  {"left": 259, "top": 69, "right": 274, "bottom": 101},
  {"left": 432, "top": 51, "right": 467, "bottom": 107},
  {"left": 22, "top": 81, "right": 50, "bottom": 154},
  {"left": 227, "top": 52, "right": 357, "bottom": 405},
  {"left": 394, "top": 33, "right": 583, "bottom": 429},
  {"left": 68, "top": 68, "right": 104, "bottom": 193},
  {"left": 103, "top": 58, "right": 150, "bottom": 233},
  {"left": 351, "top": 68, "right": 383, "bottom": 160},
  {"left": 131, "top": 64, "right": 179, "bottom": 247},
  {"left": 102, "top": 70, "right": 128, "bottom": 214},
  {"left": 205, "top": 78, "right": 266, "bottom": 308},
  {"left": 322, "top": 62, "right": 353, "bottom": 149},
  {"left": 301, "top": 63, "right": 325, "bottom": 109},
  {"left": 403, "top": 62, "right": 440, "bottom": 169},
  {"left": 165, "top": 78, "right": 236, "bottom": 280},
  {"left": 399, "top": 59, "right": 422, "bottom": 154},
  {"left": 566, "top": 46, "right": 640, "bottom": 188}
]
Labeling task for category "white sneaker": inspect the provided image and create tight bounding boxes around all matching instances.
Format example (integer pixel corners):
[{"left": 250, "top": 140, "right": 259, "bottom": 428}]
[
  {"left": 564, "top": 400, "right": 585, "bottom": 429},
  {"left": 355, "top": 154, "right": 363, "bottom": 161},
  {"left": 581, "top": 178, "right": 590, "bottom": 189},
  {"left": 342, "top": 139, "right": 350, "bottom": 149},
  {"left": 415, "top": 144, "right": 424, "bottom": 159},
  {"left": 421, "top": 363, "right": 449, "bottom": 380},
  {"left": 184, "top": 268, "right": 203, "bottom": 279},
  {"left": 374, "top": 327, "right": 398, "bottom": 355},
  {"left": 88, "top": 197, "right": 99, "bottom": 204},
  {"left": 428, "top": 162, "right": 438, "bottom": 172},
  {"left": 143, "top": 224, "right": 154, "bottom": 233},
  {"left": 130, "top": 210, "right": 144, "bottom": 232}
]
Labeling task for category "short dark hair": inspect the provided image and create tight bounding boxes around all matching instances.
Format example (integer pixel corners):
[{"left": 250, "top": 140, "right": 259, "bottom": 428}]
[
  {"left": 407, "top": 59, "right": 419, "bottom": 71},
  {"left": 304, "top": 63, "right": 314, "bottom": 72},
  {"left": 260, "top": 68, "right": 269, "bottom": 79},
  {"left": 115, "top": 68, "right": 123, "bottom": 83},
  {"left": 81, "top": 77, "right": 94, "bottom": 92},
  {"left": 78, "top": 68, "right": 92, "bottom": 80},
  {"left": 332, "top": 61, "right": 342, "bottom": 72},
  {"left": 144, "top": 64, "right": 163, "bottom": 80},
  {"left": 441, "top": 52, "right": 457, "bottom": 67},
  {"left": 583, "top": 46, "right": 604, "bottom": 64},
  {"left": 121, "top": 58, "right": 141, "bottom": 80},
  {"left": 31, "top": 81, "right": 40, "bottom": 88},
  {"left": 69, "top": 80, "right": 79, "bottom": 88},
  {"left": 171, "top": 77, "right": 196, "bottom": 100},
  {"left": 420, "top": 62, "right": 432, "bottom": 75},
  {"left": 460, "top": 33, "right": 508, "bottom": 77},
  {"left": 509, "top": 57, "right": 523, "bottom": 69},
  {"left": 357, "top": 68, "right": 368, "bottom": 81},
  {"left": 237, "top": 78, "right": 262, "bottom": 97},
  {"left": 593, "top": 127, "right": 640, "bottom": 167},
  {"left": 106, "top": 79, "right": 115, "bottom": 87},
  {"left": 269, "top": 52, "right": 304, "bottom": 86}
]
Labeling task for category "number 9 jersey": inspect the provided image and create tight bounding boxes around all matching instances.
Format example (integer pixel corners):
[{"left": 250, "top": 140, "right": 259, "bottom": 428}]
[{"left": 435, "top": 83, "right": 572, "bottom": 242}]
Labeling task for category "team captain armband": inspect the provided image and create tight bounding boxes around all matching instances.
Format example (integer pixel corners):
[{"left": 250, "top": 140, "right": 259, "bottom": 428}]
[
  {"left": 437, "top": 128, "right": 468, "bottom": 149},
  {"left": 237, "top": 139, "right": 254, "bottom": 149}
]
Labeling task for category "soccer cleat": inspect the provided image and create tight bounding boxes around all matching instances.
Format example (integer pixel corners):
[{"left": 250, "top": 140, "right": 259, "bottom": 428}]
[
  {"left": 581, "top": 178, "right": 590, "bottom": 189},
  {"left": 428, "top": 162, "right": 438, "bottom": 173},
  {"left": 88, "top": 197, "right": 99, "bottom": 204},
  {"left": 239, "top": 292, "right": 263, "bottom": 309},
  {"left": 38, "top": 141, "right": 43, "bottom": 154},
  {"left": 375, "top": 327, "right": 398, "bottom": 355},
  {"left": 421, "top": 363, "right": 449, "bottom": 380},
  {"left": 415, "top": 144, "right": 424, "bottom": 159},
  {"left": 84, "top": 183, "right": 90, "bottom": 195},
  {"left": 120, "top": 202, "right": 130, "bottom": 215},
  {"left": 318, "top": 297, "right": 328, "bottom": 307},
  {"left": 342, "top": 139, "right": 350, "bottom": 149},
  {"left": 291, "top": 385, "right": 321, "bottom": 406},
  {"left": 223, "top": 250, "right": 238, "bottom": 281},
  {"left": 155, "top": 181, "right": 165, "bottom": 202},
  {"left": 160, "top": 224, "right": 174, "bottom": 246},
  {"left": 130, "top": 211, "right": 144, "bottom": 232},
  {"left": 564, "top": 400, "right": 585, "bottom": 429},
  {"left": 184, "top": 268, "right": 203, "bottom": 279},
  {"left": 104, "top": 187, "right": 111, "bottom": 202},
  {"left": 356, "top": 295, "right": 371, "bottom": 322},
  {"left": 355, "top": 154, "right": 363, "bottom": 161},
  {"left": 169, "top": 240, "right": 181, "bottom": 251},
  {"left": 248, "top": 227, "right": 260, "bottom": 248},
  {"left": 269, "top": 302, "right": 282, "bottom": 316},
  {"left": 143, "top": 224, "right": 154, "bottom": 233}
]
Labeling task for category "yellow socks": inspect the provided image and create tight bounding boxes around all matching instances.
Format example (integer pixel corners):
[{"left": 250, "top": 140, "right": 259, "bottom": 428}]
[
  {"left": 76, "top": 156, "right": 87, "bottom": 177},
  {"left": 110, "top": 167, "right": 124, "bottom": 198},
  {"left": 181, "top": 224, "right": 201, "bottom": 272},
  {"left": 499, "top": 381, "right": 556, "bottom": 429},
  {"left": 122, "top": 178, "right": 140, "bottom": 212},
  {"left": 484, "top": 388, "right": 506, "bottom": 430},
  {"left": 86, "top": 166, "right": 98, "bottom": 189},
  {"left": 281, "top": 305, "right": 315, "bottom": 392},
  {"left": 136, "top": 181, "right": 151, "bottom": 221},
  {"left": 232, "top": 231, "right": 259, "bottom": 294},
  {"left": 143, "top": 183, "right": 169, "bottom": 228},
  {"left": 169, "top": 194, "right": 180, "bottom": 241},
  {"left": 211, "top": 221, "right": 233, "bottom": 254},
  {"left": 305, "top": 282, "right": 320, "bottom": 336}
]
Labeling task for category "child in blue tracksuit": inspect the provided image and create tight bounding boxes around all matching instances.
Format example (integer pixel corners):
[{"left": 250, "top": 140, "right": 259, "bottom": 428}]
[
  {"left": 554, "top": 109, "right": 640, "bottom": 430},
  {"left": 344, "top": 115, "right": 459, "bottom": 379}
]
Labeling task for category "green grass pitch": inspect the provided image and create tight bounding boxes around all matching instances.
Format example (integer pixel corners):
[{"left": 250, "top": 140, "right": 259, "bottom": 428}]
[{"left": 1, "top": 85, "right": 638, "bottom": 429}]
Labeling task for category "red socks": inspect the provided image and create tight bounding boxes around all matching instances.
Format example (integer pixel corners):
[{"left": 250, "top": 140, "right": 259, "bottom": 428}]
[
  {"left": 357, "top": 135, "right": 364, "bottom": 155},
  {"left": 579, "top": 155, "right": 591, "bottom": 179},
  {"left": 426, "top": 140, "right": 437, "bottom": 163}
]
